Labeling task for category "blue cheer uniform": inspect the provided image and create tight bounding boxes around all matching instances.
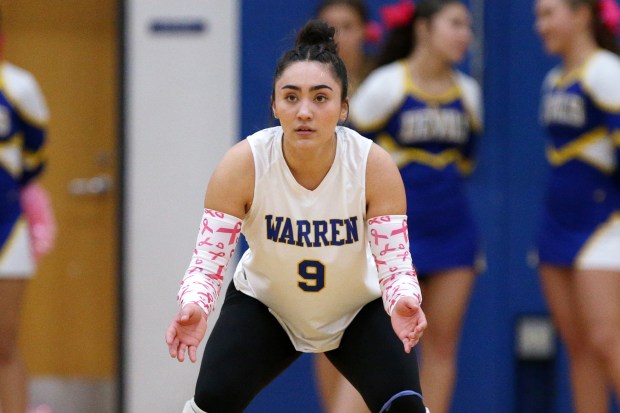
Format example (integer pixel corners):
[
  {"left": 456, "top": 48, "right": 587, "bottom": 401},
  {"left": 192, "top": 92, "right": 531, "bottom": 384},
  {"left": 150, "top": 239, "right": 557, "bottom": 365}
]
[
  {"left": 350, "top": 60, "right": 483, "bottom": 275},
  {"left": 0, "top": 62, "right": 48, "bottom": 277},
  {"left": 538, "top": 50, "right": 620, "bottom": 269}
]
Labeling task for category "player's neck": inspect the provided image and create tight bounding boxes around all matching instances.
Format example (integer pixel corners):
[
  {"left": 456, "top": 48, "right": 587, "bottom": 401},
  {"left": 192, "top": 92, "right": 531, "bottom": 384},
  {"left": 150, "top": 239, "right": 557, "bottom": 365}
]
[
  {"left": 561, "top": 36, "right": 598, "bottom": 72},
  {"left": 409, "top": 50, "right": 452, "bottom": 76},
  {"left": 408, "top": 52, "right": 454, "bottom": 95},
  {"left": 282, "top": 134, "right": 337, "bottom": 191}
]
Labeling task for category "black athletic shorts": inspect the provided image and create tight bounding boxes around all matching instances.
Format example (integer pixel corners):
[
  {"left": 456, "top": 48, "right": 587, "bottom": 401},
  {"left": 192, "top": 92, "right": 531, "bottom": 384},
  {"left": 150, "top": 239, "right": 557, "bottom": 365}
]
[{"left": 193, "top": 283, "right": 425, "bottom": 413}]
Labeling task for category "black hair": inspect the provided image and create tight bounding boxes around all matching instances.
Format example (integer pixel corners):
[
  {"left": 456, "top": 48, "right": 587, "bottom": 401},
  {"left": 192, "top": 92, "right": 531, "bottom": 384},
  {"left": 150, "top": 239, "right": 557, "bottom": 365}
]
[
  {"left": 272, "top": 19, "right": 349, "bottom": 102},
  {"left": 374, "top": 0, "right": 463, "bottom": 68},
  {"left": 316, "top": 0, "right": 369, "bottom": 24},
  {"left": 566, "top": 0, "right": 620, "bottom": 55}
]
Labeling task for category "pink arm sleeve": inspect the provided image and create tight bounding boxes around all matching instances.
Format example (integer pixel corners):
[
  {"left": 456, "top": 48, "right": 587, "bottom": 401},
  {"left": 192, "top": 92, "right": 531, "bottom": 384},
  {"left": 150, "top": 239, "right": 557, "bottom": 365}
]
[
  {"left": 177, "top": 209, "right": 242, "bottom": 317},
  {"left": 368, "top": 215, "right": 422, "bottom": 315},
  {"left": 20, "top": 182, "right": 56, "bottom": 261}
]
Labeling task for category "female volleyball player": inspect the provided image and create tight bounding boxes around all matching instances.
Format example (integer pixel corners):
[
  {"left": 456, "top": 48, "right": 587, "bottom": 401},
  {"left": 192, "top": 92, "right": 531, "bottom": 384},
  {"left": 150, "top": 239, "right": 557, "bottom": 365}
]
[{"left": 166, "top": 19, "right": 429, "bottom": 413}]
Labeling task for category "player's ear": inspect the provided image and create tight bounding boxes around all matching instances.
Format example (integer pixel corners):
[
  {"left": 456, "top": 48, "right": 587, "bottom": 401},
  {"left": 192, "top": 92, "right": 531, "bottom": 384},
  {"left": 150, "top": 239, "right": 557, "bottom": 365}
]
[
  {"left": 271, "top": 100, "right": 278, "bottom": 119},
  {"left": 340, "top": 97, "right": 349, "bottom": 122}
]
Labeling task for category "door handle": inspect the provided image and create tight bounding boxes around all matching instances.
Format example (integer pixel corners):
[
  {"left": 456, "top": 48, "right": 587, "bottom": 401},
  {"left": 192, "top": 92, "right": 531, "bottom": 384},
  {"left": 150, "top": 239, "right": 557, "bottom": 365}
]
[{"left": 68, "top": 174, "right": 113, "bottom": 196}]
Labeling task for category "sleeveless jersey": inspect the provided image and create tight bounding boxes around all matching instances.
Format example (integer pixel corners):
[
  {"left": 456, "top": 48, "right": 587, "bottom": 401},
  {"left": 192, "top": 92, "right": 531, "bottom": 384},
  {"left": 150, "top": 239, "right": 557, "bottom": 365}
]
[
  {"left": 538, "top": 49, "right": 620, "bottom": 266},
  {"left": 349, "top": 60, "right": 482, "bottom": 274},
  {"left": 233, "top": 126, "right": 381, "bottom": 352}
]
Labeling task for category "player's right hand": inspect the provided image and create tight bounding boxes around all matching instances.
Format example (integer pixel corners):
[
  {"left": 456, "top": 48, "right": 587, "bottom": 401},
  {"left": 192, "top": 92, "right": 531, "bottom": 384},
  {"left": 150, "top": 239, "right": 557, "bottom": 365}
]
[
  {"left": 165, "top": 303, "right": 207, "bottom": 363},
  {"left": 390, "top": 297, "right": 427, "bottom": 353}
]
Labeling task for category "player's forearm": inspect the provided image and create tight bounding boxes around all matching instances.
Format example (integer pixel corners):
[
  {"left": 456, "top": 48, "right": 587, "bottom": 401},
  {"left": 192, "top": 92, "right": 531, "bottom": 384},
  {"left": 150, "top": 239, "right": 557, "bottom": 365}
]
[
  {"left": 177, "top": 209, "right": 242, "bottom": 316},
  {"left": 367, "top": 215, "right": 422, "bottom": 315}
]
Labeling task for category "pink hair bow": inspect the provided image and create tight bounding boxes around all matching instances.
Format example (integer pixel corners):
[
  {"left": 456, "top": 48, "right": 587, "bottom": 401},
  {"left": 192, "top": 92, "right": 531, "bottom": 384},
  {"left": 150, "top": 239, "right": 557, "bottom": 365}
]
[
  {"left": 380, "top": 0, "right": 416, "bottom": 30},
  {"left": 365, "top": 21, "right": 384, "bottom": 44},
  {"left": 600, "top": 0, "right": 620, "bottom": 35}
]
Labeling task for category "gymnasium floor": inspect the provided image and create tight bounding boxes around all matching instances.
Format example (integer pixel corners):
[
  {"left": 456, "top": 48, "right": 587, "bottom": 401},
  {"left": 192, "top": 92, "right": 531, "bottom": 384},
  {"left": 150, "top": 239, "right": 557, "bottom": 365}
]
[{"left": 29, "top": 378, "right": 116, "bottom": 413}]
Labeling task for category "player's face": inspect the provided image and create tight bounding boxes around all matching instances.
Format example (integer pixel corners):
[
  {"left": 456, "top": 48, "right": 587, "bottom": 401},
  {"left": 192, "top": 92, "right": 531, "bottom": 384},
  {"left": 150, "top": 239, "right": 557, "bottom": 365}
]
[
  {"left": 273, "top": 61, "right": 348, "bottom": 148},
  {"left": 535, "top": 0, "right": 582, "bottom": 55},
  {"left": 427, "top": 3, "right": 472, "bottom": 65},
  {"left": 319, "top": 5, "right": 366, "bottom": 65}
]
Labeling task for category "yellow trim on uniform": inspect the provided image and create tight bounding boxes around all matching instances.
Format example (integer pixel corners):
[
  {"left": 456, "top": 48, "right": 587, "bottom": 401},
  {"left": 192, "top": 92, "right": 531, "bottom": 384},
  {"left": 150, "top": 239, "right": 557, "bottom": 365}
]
[
  {"left": 377, "top": 133, "right": 467, "bottom": 172},
  {"left": 575, "top": 212, "right": 620, "bottom": 268},
  {"left": 9, "top": 99, "right": 48, "bottom": 129},
  {"left": 0, "top": 134, "right": 23, "bottom": 178},
  {"left": 587, "top": 93, "right": 620, "bottom": 113},
  {"left": 15, "top": 108, "right": 47, "bottom": 129},
  {"left": 0, "top": 217, "right": 28, "bottom": 265},
  {"left": 457, "top": 158, "right": 474, "bottom": 175},
  {"left": 551, "top": 67, "right": 581, "bottom": 90},
  {"left": 552, "top": 51, "right": 597, "bottom": 90},
  {"left": 462, "top": 98, "right": 482, "bottom": 135},
  {"left": 546, "top": 127, "right": 607, "bottom": 166},
  {"left": 469, "top": 114, "right": 482, "bottom": 135},
  {"left": 613, "top": 131, "right": 620, "bottom": 146},
  {"left": 403, "top": 61, "right": 481, "bottom": 134},
  {"left": 23, "top": 147, "right": 46, "bottom": 170},
  {"left": 357, "top": 61, "right": 472, "bottom": 136},
  {"left": 353, "top": 93, "right": 408, "bottom": 133},
  {"left": 402, "top": 61, "right": 461, "bottom": 105}
]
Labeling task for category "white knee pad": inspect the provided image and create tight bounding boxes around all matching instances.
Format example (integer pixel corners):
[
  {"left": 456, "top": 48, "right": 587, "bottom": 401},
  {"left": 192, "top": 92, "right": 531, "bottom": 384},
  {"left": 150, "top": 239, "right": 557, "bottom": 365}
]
[{"left": 182, "top": 399, "right": 207, "bottom": 413}]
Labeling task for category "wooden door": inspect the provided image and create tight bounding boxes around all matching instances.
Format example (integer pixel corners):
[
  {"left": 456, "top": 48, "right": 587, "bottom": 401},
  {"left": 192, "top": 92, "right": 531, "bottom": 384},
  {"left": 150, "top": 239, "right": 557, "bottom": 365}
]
[{"left": 3, "top": 0, "right": 119, "bottom": 378}]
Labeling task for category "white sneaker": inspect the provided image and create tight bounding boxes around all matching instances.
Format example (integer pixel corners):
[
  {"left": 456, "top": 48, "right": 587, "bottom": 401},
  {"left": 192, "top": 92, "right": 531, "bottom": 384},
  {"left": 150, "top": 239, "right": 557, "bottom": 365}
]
[{"left": 182, "top": 399, "right": 207, "bottom": 413}]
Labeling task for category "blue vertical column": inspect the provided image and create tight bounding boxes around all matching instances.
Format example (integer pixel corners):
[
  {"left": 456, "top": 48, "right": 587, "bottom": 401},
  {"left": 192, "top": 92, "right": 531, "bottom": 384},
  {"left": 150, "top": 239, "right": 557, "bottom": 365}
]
[
  {"left": 503, "top": 2, "right": 565, "bottom": 412},
  {"left": 451, "top": 0, "right": 514, "bottom": 410},
  {"left": 453, "top": 0, "right": 558, "bottom": 410}
]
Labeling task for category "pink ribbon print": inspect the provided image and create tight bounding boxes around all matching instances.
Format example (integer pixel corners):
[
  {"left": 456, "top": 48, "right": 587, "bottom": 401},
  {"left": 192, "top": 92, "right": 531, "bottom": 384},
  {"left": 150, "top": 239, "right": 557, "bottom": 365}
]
[
  {"left": 368, "top": 215, "right": 421, "bottom": 315},
  {"left": 178, "top": 209, "right": 242, "bottom": 316}
]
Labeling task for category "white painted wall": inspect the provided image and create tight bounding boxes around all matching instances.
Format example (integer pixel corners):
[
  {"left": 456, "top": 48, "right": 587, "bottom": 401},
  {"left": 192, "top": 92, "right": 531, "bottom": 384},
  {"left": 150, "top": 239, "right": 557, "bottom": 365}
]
[{"left": 124, "top": 1, "right": 238, "bottom": 411}]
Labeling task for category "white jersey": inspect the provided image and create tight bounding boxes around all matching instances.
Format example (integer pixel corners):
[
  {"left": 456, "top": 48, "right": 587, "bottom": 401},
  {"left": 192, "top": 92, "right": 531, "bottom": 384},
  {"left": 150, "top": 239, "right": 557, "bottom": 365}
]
[{"left": 233, "top": 126, "right": 381, "bottom": 352}]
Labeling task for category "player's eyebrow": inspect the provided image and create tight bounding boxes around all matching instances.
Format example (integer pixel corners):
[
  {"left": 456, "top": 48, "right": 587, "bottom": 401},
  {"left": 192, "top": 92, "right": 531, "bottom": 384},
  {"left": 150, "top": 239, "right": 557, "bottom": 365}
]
[{"left": 281, "top": 84, "right": 334, "bottom": 91}]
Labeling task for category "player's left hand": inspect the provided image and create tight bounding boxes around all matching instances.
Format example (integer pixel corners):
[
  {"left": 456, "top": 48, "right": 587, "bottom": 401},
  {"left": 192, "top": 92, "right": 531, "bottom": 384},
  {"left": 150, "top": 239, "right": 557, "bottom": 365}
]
[
  {"left": 390, "top": 297, "right": 427, "bottom": 353},
  {"left": 165, "top": 303, "right": 207, "bottom": 363}
]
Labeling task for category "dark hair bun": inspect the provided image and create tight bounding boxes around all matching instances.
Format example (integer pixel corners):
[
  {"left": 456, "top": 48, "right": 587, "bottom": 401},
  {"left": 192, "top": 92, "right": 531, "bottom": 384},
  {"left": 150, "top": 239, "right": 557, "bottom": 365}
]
[{"left": 296, "top": 19, "right": 338, "bottom": 54}]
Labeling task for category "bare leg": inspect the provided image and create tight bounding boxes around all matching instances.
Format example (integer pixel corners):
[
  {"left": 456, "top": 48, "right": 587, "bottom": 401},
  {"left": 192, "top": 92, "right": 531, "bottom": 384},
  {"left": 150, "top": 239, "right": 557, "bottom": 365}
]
[
  {"left": 314, "top": 354, "right": 340, "bottom": 411},
  {"left": 314, "top": 354, "right": 369, "bottom": 413},
  {"left": 0, "top": 278, "right": 29, "bottom": 413},
  {"left": 575, "top": 269, "right": 620, "bottom": 398},
  {"left": 315, "top": 267, "right": 475, "bottom": 413},
  {"left": 419, "top": 268, "right": 475, "bottom": 413},
  {"left": 540, "top": 265, "right": 608, "bottom": 413}
]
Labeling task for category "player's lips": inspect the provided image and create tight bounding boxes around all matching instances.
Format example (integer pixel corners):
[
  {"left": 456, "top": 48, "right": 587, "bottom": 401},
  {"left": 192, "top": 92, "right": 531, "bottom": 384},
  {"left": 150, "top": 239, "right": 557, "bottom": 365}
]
[{"left": 295, "top": 126, "right": 315, "bottom": 134}]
